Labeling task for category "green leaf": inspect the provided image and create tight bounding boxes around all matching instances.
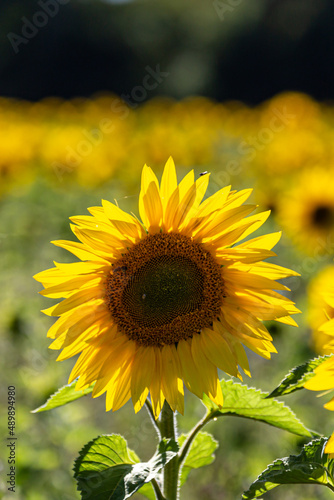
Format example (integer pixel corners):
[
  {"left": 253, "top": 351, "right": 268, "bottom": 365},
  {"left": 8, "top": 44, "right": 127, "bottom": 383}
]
[
  {"left": 242, "top": 437, "right": 334, "bottom": 499},
  {"left": 74, "top": 434, "right": 179, "bottom": 500},
  {"left": 178, "top": 432, "right": 218, "bottom": 486},
  {"left": 203, "top": 379, "right": 314, "bottom": 437},
  {"left": 32, "top": 379, "right": 94, "bottom": 413},
  {"left": 268, "top": 355, "right": 331, "bottom": 398}
]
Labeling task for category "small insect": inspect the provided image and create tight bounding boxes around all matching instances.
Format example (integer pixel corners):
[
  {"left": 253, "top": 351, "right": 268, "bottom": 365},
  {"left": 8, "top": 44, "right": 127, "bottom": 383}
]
[
  {"left": 199, "top": 171, "right": 208, "bottom": 176},
  {"left": 112, "top": 266, "right": 127, "bottom": 274}
]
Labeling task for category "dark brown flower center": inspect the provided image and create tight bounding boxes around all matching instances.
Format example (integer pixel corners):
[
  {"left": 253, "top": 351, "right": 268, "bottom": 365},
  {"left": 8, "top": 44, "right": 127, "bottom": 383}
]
[
  {"left": 311, "top": 205, "right": 334, "bottom": 229},
  {"left": 105, "top": 232, "right": 224, "bottom": 346}
]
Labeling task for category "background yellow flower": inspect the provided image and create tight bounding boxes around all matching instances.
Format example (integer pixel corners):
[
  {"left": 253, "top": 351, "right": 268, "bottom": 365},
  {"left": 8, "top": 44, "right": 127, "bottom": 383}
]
[
  {"left": 308, "top": 265, "right": 334, "bottom": 355},
  {"left": 305, "top": 277, "right": 334, "bottom": 456},
  {"left": 276, "top": 167, "right": 334, "bottom": 255}
]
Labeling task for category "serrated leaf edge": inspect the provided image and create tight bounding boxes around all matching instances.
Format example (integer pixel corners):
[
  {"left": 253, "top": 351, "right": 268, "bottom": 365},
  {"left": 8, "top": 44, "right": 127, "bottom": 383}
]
[
  {"left": 242, "top": 437, "right": 333, "bottom": 499},
  {"left": 267, "top": 355, "right": 332, "bottom": 399},
  {"left": 206, "top": 380, "right": 317, "bottom": 438},
  {"left": 31, "top": 379, "right": 94, "bottom": 413}
]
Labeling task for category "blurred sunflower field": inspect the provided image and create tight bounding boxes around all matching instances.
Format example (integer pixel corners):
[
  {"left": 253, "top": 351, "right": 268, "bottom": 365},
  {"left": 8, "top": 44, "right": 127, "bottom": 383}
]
[{"left": 1, "top": 90, "right": 334, "bottom": 500}]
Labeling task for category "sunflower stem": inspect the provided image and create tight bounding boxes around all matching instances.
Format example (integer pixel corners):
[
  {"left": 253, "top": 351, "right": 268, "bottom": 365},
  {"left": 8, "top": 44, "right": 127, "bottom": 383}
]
[
  {"left": 151, "top": 477, "right": 167, "bottom": 500},
  {"left": 160, "top": 401, "right": 179, "bottom": 500},
  {"left": 145, "top": 399, "right": 162, "bottom": 439}
]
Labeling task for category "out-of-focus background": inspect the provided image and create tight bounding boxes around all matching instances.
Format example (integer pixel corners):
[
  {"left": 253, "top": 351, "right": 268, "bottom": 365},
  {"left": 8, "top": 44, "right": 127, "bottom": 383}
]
[{"left": 1, "top": 1, "right": 334, "bottom": 499}]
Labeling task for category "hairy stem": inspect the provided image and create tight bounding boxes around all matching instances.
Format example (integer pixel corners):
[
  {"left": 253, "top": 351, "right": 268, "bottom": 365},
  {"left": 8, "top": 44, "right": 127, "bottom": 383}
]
[
  {"left": 151, "top": 477, "right": 167, "bottom": 500},
  {"left": 160, "top": 402, "right": 179, "bottom": 500}
]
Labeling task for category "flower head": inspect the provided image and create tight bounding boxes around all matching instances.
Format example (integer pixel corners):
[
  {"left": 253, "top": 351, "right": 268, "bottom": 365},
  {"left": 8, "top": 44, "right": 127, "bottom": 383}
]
[
  {"left": 308, "top": 265, "right": 334, "bottom": 355},
  {"left": 35, "top": 157, "right": 299, "bottom": 417},
  {"left": 304, "top": 284, "right": 334, "bottom": 457},
  {"left": 277, "top": 167, "right": 334, "bottom": 255}
]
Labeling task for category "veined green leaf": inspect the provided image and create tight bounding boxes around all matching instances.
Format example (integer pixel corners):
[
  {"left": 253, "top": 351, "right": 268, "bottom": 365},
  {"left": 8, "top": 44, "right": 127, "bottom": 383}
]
[
  {"left": 242, "top": 437, "right": 334, "bottom": 499},
  {"left": 178, "top": 432, "right": 218, "bottom": 486},
  {"left": 74, "top": 435, "right": 178, "bottom": 500},
  {"left": 268, "top": 355, "right": 331, "bottom": 398},
  {"left": 32, "top": 379, "right": 94, "bottom": 413},
  {"left": 203, "top": 379, "right": 315, "bottom": 437}
]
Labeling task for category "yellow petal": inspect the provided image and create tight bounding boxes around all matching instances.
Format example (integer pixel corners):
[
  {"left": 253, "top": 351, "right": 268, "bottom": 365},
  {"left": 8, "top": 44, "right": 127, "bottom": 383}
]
[
  {"left": 224, "top": 188, "right": 253, "bottom": 210},
  {"left": 195, "top": 185, "right": 231, "bottom": 219},
  {"left": 319, "top": 318, "right": 334, "bottom": 335},
  {"left": 325, "top": 433, "right": 334, "bottom": 456},
  {"left": 139, "top": 164, "right": 161, "bottom": 230},
  {"left": 102, "top": 199, "right": 139, "bottom": 225},
  {"left": 178, "top": 170, "right": 195, "bottom": 199},
  {"left": 47, "top": 302, "right": 106, "bottom": 339},
  {"left": 55, "top": 324, "right": 102, "bottom": 360},
  {"left": 47, "top": 285, "right": 104, "bottom": 316},
  {"left": 164, "top": 186, "right": 180, "bottom": 231},
  {"left": 238, "top": 232, "right": 282, "bottom": 251},
  {"left": 200, "top": 326, "right": 239, "bottom": 377},
  {"left": 304, "top": 373, "right": 334, "bottom": 391},
  {"left": 238, "top": 261, "right": 300, "bottom": 280},
  {"left": 131, "top": 346, "right": 155, "bottom": 413},
  {"left": 324, "top": 396, "right": 334, "bottom": 411},
  {"left": 171, "top": 182, "right": 197, "bottom": 231},
  {"left": 92, "top": 334, "right": 132, "bottom": 397},
  {"left": 39, "top": 275, "right": 102, "bottom": 298},
  {"left": 51, "top": 239, "right": 108, "bottom": 262},
  {"left": 160, "top": 156, "right": 178, "bottom": 211},
  {"left": 50, "top": 308, "right": 107, "bottom": 348},
  {"left": 142, "top": 181, "right": 163, "bottom": 233},
  {"left": 70, "top": 344, "right": 108, "bottom": 388},
  {"left": 177, "top": 339, "right": 205, "bottom": 398},
  {"left": 197, "top": 204, "right": 256, "bottom": 241},
  {"left": 149, "top": 347, "right": 165, "bottom": 418},
  {"left": 233, "top": 342, "right": 252, "bottom": 377},
  {"left": 161, "top": 344, "right": 184, "bottom": 414},
  {"left": 72, "top": 225, "right": 121, "bottom": 258},
  {"left": 180, "top": 174, "right": 210, "bottom": 229},
  {"left": 233, "top": 210, "right": 271, "bottom": 244},
  {"left": 70, "top": 215, "right": 113, "bottom": 232},
  {"left": 191, "top": 333, "right": 223, "bottom": 406},
  {"left": 210, "top": 219, "right": 262, "bottom": 249},
  {"left": 222, "top": 305, "right": 272, "bottom": 340},
  {"left": 225, "top": 293, "right": 293, "bottom": 322},
  {"left": 216, "top": 247, "right": 276, "bottom": 264},
  {"left": 111, "top": 357, "right": 135, "bottom": 411},
  {"left": 224, "top": 269, "right": 288, "bottom": 291},
  {"left": 215, "top": 321, "right": 252, "bottom": 376}
]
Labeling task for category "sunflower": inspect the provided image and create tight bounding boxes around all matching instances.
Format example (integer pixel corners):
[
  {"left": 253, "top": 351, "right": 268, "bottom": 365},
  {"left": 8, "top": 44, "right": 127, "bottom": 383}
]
[
  {"left": 305, "top": 356, "right": 334, "bottom": 458},
  {"left": 304, "top": 283, "right": 334, "bottom": 456},
  {"left": 34, "top": 157, "right": 299, "bottom": 418},
  {"left": 276, "top": 166, "right": 334, "bottom": 255},
  {"left": 308, "top": 265, "right": 334, "bottom": 355},
  {"left": 255, "top": 92, "right": 327, "bottom": 176}
]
